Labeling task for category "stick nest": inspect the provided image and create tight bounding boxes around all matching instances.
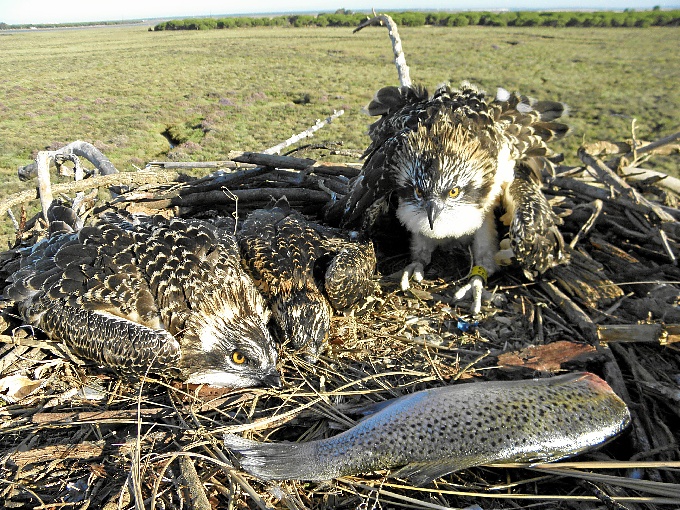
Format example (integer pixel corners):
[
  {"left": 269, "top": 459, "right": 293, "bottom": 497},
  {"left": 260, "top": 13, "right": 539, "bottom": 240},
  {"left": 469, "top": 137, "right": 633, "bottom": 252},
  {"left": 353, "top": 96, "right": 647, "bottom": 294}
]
[{"left": 0, "top": 137, "right": 679, "bottom": 509}]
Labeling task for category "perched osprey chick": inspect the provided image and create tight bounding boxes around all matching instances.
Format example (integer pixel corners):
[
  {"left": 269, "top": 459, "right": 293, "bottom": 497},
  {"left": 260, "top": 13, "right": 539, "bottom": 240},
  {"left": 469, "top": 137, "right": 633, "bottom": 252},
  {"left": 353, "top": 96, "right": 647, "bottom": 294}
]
[
  {"left": 4, "top": 210, "right": 280, "bottom": 388},
  {"left": 237, "top": 199, "right": 376, "bottom": 361},
  {"left": 329, "top": 82, "right": 569, "bottom": 314}
]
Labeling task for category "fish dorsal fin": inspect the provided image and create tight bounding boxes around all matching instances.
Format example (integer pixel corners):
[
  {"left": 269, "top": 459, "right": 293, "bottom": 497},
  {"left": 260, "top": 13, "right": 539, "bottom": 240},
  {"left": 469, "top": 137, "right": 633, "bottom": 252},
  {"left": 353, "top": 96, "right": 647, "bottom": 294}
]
[{"left": 392, "top": 454, "right": 490, "bottom": 486}]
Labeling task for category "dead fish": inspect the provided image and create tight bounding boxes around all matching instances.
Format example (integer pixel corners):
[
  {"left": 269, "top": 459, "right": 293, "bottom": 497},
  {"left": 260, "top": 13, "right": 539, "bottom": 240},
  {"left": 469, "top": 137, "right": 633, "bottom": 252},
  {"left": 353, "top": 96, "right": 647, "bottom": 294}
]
[{"left": 224, "top": 372, "right": 630, "bottom": 485}]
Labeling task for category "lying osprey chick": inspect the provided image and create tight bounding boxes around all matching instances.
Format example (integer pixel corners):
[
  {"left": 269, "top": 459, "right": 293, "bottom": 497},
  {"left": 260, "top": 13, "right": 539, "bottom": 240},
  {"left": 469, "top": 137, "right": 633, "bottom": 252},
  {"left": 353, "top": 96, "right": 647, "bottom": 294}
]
[
  {"left": 238, "top": 198, "right": 376, "bottom": 360},
  {"left": 329, "top": 82, "right": 569, "bottom": 314},
  {"left": 4, "top": 209, "right": 280, "bottom": 388}
]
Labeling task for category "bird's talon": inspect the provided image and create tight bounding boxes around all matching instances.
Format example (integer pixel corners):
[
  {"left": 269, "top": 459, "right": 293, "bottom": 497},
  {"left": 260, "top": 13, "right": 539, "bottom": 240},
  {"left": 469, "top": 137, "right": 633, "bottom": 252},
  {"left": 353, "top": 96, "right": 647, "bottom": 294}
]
[
  {"left": 400, "top": 262, "right": 425, "bottom": 291},
  {"left": 453, "top": 282, "right": 473, "bottom": 301},
  {"left": 453, "top": 275, "right": 486, "bottom": 316},
  {"left": 400, "top": 272, "right": 410, "bottom": 291}
]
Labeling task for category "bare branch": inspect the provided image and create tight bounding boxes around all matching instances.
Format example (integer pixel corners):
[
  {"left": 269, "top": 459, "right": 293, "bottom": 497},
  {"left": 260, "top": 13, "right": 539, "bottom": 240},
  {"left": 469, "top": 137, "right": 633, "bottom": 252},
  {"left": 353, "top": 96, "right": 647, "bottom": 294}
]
[
  {"left": 578, "top": 147, "right": 676, "bottom": 223},
  {"left": 539, "top": 280, "right": 597, "bottom": 341},
  {"left": 624, "top": 130, "right": 680, "bottom": 159},
  {"left": 145, "top": 160, "right": 257, "bottom": 171},
  {"left": 18, "top": 140, "right": 119, "bottom": 181},
  {"left": 178, "top": 455, "right": 212, "bottom": 510},
  {"left": 138, "top": 187, "right": 331, "bottom": 210},
  {"left": 35, "top": 151, "right": 54, "bottom": 221},
  {"left": 354, "top": 13, "right": 411, "bottom": 87},
  {"left": 263, "top": 109, "right": 345, "bottom": 155},
  {"left": 0, "top": 170, "right": 181, "bottom": 219},
  {"left": 619, "top": 166, "right": 680, "bottom": 195}
]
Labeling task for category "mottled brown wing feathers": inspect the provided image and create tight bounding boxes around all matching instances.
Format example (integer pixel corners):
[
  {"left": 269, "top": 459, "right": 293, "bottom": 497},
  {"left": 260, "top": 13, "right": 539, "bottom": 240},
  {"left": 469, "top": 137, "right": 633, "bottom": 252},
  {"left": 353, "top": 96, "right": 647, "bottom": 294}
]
[
  {"left": 39, "top": 300, "right": 181, "bottom": 374},
  {"left": 60, "top": 223, "right": 160, "bottom": 327},
  {"left": 506, "top": 159, "right": 568, "bottom": 278},
  {"left": 8, "top": 215, "right": 247, "bottom": 336},
  {"left": 120, "top": 218, "right": 242, "bottom": 333},
  {"left": 323, "top": 241, "right": 377, "bottom": 311},
  {"left": 239, "top": 208, "right": 322, "bottom": 298},
  {"left": 491, "top": 90, "right": 569, "bottom": 158},
  {"left": 4, "top": 211, "right": 280, "bottom": 386},
  {"left": 240, "top": 235, "right": 280, "bottom": 294},
  {"left": 239, "top": 201, "right": 377, "bottom": 312}
]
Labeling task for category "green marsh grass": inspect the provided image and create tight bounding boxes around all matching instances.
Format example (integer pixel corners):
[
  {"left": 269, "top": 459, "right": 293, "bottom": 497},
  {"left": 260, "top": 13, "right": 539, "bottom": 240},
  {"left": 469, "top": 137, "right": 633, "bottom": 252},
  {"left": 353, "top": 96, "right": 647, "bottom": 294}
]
[{"left": 0, "top": 25, "right": 678, "bottom": 196}]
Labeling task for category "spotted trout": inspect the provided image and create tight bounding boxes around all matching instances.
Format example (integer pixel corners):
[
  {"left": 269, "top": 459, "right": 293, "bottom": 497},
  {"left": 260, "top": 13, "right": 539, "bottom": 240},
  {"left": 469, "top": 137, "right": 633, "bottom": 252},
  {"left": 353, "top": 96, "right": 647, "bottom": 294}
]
[{"left": 224, "top": 372, "right": 630, "bottom": 485}]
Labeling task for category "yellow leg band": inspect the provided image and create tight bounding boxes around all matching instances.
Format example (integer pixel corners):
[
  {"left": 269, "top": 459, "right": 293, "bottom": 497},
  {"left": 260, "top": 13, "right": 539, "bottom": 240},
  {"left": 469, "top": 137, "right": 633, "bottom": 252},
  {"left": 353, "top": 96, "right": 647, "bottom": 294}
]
[{"left": 469, "top": 265, "right": 488, "bottom": 284}]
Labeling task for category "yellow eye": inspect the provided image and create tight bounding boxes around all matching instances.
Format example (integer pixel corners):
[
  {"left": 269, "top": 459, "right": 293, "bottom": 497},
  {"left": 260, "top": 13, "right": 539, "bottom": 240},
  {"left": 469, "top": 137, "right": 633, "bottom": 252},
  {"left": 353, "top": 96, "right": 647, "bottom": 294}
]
[
  {"left": 448, "top": 187, "right": 460, "bottom": 199},
  {"left": 231, "top": 351, "right": 247, "bottom": 365},
  {"left": 414, "top": 187, "right": 424, "bottom": 199}
]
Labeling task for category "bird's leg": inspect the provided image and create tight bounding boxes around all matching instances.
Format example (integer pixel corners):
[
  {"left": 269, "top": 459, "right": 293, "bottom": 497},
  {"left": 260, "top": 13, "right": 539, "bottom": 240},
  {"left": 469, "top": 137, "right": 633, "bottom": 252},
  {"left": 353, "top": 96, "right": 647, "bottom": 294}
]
[
  {"left": 453, "top": 214, "right": 499, "bottom": 315},
  {"left": 453, "top": 267, "right": 488, "bottom": 316},
  {"left": 400, "top": 233, "right": 437, "bottom": 290}
]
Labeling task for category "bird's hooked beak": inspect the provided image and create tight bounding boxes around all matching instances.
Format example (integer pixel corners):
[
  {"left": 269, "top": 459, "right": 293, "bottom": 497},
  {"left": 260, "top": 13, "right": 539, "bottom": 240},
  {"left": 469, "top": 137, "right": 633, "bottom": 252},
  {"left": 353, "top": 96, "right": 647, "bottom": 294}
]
[
  {"left": 262, "top": 371, "right": 282, "bottom": 388},
  {"left": 425, "top": 199, "right": 443, "bottom": 230}
]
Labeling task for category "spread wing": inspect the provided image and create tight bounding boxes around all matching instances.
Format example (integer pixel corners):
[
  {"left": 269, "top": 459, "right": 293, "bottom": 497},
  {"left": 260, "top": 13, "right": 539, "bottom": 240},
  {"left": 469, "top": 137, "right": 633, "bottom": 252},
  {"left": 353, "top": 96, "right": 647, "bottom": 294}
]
[
  {"left": 490, "top": 91, "right": 569, "bottom": 277},
  {"left": 324, "top": 85, "right": 431, "bottom": 229},
  {"left": 326, "top": 83, "right": 501, "bottom": 230},
  {"left": 490, "top": 89, "right": 569, "bottom": 159}
]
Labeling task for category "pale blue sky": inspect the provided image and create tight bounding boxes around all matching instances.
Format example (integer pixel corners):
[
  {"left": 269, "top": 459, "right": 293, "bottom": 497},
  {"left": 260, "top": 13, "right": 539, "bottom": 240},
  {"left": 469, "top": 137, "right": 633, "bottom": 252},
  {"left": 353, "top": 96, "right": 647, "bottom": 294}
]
[{"left": 0, "top": 0, "right": 674, "bottom": 25}]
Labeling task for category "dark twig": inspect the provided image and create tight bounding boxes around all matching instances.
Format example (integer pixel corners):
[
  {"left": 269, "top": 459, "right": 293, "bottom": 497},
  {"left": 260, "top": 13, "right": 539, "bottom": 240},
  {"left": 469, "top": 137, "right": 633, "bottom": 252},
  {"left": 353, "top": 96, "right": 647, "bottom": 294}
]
[{"left": 227, "top": 151, "right": 316, "bottom": 170}]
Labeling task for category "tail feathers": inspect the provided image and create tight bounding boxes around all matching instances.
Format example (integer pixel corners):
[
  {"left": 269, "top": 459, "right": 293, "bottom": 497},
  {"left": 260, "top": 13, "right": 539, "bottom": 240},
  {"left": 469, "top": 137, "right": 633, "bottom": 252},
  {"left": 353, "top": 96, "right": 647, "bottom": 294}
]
[
  {"left": 532, "top": 99, "right": 568, "bottom": 121},
  {"left": 224, "top": 433, "right": 323, "bottom": 482},
  {"left": 494, "top": 91, "right": 569, "bottom": 141},
  {"left": 530, "top": 121, "right": 570, "bottom": 142},
  {"left": 365, "top": 85, "right": 428, "bottom": 117}
]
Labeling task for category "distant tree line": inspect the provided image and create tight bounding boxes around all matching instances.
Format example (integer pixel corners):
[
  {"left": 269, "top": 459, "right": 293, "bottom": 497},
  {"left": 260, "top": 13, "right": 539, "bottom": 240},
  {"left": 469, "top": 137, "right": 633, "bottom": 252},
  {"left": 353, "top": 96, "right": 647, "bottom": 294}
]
[
  {"left": 0, "top": 20, "right": 144, "bottom": 30},
  {"left": 152, "top": 8, "right": 680, "bottom": 31}
]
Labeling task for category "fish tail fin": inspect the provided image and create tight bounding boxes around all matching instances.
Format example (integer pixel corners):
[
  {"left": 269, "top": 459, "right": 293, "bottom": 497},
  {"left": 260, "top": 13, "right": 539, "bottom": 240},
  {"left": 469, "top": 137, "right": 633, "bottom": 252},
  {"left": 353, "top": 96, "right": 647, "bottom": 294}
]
[{"left": 224, "top": 433, "right": 323, "bottom": 482}]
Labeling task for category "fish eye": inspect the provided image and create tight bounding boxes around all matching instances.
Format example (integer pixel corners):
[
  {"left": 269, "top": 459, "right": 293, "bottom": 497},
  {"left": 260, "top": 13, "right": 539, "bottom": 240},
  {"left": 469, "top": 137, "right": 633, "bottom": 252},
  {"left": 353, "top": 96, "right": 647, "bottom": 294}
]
[
  {"left": 231, "top": 350, "right": 247, "bottom": 365},
  {"left": 448, "top": 187, "right": 460, "bottom": 199}
]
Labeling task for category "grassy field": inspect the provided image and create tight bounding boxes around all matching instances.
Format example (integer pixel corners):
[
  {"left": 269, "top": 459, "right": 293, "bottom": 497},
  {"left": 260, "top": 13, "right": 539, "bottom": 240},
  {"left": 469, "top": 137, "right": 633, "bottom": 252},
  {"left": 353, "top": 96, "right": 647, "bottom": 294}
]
[{"left": 0, "top": 25, "right": 678, "bottom": 199}]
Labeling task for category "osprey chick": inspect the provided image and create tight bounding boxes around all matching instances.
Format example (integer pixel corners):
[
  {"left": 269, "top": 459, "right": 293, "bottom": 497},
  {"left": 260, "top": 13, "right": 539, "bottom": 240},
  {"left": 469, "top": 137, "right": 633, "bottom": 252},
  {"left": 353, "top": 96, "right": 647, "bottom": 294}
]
[
  {"left": 329, "top": 82, "right": 569, "bottom": 314},
  {"left": 238, "top": 199, "right": 376, "bottom": 360},
  {"left": 4, "top": 211, "right": 280, "bottom": 388}
]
